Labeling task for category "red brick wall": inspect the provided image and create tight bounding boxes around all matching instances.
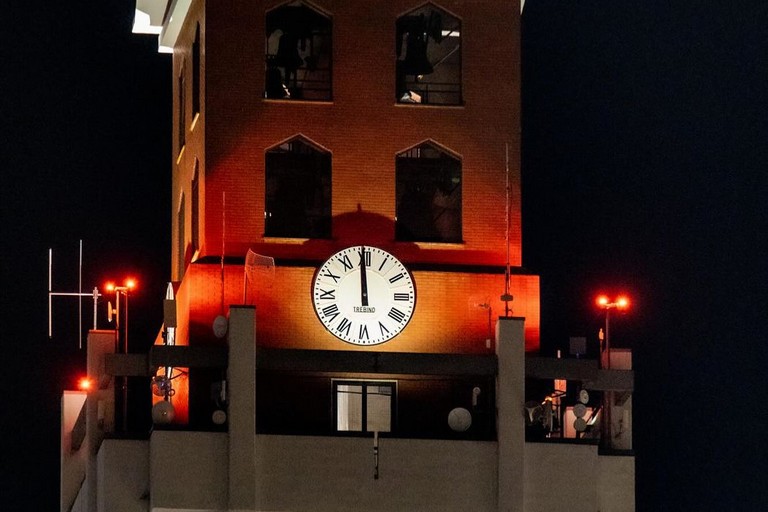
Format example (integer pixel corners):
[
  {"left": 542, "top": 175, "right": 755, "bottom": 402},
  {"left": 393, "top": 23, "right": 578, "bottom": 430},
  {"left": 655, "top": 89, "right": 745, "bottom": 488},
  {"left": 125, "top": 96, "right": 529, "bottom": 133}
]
[
  {"left": 181, "top": 262, "right": 539, "bottom": 353},
  {"left": 169, "top": 1, "right": 538, "bottom": 352},
  {"left": 200, "top": 0, "right": 522, "bottom": 267}
]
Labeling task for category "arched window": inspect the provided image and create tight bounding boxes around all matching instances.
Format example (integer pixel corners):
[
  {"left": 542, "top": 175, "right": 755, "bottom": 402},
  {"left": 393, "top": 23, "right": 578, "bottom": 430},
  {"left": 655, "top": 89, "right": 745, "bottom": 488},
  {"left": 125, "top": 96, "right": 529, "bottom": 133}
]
[
  {"left": 265, "top": 1, "right": 332, "bottom": 101},
  {"left": 177, "top": 63, "right": 186, "bottom": 152},
  {"left": 265, "top": 137, "right": 332, "bottom": 238},
  {"left": 396, "top": 142, "right": 461, "bottom": 242},
  {"left": 396, "top": 4, "right": 461, "bottom": 105},
  {"left": 191, "top": 159, "right": 200, "bottom": 253},
  {"left": 192, "top": 23, "right": 201, "bottom": 117},
  {"left": 177, "top": 194, "right": 186, "bottom": 279}
]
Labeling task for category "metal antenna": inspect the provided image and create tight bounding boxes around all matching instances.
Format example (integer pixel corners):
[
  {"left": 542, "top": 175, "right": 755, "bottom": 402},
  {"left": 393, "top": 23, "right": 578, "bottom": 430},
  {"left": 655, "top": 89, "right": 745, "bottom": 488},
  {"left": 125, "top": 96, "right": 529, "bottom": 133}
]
[
  {"left": 501, "top": 144, "right": 514, "bottom": 316},
  {"left": 221, "top": 191, "right": 226, "bottom": 314},
  {"left": 48, "top": 240, "right": 102, "bottom": 349}
]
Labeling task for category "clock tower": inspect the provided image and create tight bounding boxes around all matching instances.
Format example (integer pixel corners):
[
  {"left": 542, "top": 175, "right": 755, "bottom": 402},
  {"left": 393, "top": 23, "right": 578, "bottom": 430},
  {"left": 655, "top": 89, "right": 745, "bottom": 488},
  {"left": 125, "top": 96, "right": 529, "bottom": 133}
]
[
  {"left": 59, "top": 3, "right": 636, "bottom": 512},
  {"left": 170, "top": 0, "right": 539, "bottom": 361}
]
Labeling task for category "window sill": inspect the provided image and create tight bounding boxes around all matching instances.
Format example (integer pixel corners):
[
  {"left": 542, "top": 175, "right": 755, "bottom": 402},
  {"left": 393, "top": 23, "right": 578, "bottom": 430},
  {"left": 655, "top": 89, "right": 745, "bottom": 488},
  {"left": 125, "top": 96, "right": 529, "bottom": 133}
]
[{"left": 176, "top": 145, "right": 186, "bottom": 165}]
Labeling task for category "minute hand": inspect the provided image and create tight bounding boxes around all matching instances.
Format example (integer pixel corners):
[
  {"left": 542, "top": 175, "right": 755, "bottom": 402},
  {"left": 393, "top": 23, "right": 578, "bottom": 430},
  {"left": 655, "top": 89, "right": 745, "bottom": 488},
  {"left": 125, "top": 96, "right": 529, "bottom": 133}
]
[{"left": 359, "top": 246, "right": 369, "bottom": 306}]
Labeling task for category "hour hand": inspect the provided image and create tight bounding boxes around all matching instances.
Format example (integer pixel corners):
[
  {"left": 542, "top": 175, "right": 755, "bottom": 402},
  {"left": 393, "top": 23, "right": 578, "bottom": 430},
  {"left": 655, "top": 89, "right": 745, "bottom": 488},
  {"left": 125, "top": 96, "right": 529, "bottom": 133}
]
[{"left": 359, "top": 246, "right": 368, "bottom": 306}]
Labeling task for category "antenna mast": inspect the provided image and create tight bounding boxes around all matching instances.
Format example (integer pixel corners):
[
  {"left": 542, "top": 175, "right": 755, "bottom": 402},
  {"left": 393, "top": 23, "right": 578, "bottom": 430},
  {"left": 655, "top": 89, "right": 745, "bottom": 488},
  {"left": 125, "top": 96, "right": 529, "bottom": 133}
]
[
  {"left": 221, "top": 191, "right": 226, "bottom": 314},
  {"left": 48, "top": 240, "right": 102, "bottom": 349},
  {"left": 501, "top": 144, "right": 513, "bottom": 316}
]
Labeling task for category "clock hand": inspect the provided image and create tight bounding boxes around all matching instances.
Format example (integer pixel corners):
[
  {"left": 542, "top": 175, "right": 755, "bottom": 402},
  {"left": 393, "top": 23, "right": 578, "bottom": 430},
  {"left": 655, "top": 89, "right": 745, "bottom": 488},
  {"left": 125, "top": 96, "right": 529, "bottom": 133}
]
[{"left": 360, "top": 245, "right": 369, "bottom": 306}]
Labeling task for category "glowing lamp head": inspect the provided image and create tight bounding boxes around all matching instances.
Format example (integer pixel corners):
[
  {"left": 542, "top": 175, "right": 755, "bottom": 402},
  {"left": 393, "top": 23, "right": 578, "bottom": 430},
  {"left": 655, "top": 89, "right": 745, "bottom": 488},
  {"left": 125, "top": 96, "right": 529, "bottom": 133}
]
[
  {"left": 77, "top": 377, "right": 93, "bottom": 391},
  {"left": 105, "top": 278, "right": 138, "bottom": 293},
  {"left": 596, "top": 294, "right": 631, "bottom": 310}
]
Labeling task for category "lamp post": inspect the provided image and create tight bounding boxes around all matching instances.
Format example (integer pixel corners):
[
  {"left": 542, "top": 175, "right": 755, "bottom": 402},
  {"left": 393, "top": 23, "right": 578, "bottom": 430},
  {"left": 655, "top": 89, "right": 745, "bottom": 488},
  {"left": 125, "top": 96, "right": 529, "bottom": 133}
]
[
  {"left": 106, "top": 278, "right": 137, "bottom": 432},
  {"left": 596, "top": 295, "right": 629, "bottom": 369},
  {"left": 596, "top": 294, "right": 629, "bottom": 449},
  {"left": 106, "top": 278, "right": 137, "bottom": 354}
]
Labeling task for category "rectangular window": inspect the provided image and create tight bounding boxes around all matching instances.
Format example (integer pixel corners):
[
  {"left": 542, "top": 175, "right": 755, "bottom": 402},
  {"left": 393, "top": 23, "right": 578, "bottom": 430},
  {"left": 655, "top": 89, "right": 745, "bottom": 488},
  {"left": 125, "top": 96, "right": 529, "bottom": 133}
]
[{"left": 335, "top": 381, "right": 395, "bottom": 433}]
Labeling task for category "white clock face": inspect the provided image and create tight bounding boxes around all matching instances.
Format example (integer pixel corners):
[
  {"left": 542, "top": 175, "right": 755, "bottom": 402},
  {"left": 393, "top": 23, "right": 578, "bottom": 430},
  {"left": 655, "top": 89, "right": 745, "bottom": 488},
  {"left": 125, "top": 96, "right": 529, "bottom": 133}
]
[{"left": 312, "top": 246, "right": 416, "bottom": 345}]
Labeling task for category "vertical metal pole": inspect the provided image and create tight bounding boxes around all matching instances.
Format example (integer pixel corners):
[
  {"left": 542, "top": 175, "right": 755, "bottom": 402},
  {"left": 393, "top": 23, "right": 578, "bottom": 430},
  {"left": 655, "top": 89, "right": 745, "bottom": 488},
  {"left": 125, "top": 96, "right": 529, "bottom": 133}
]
[
  {"left": 78, "top": 240, "right": 83, "bottom": 349},
  {"left": 124, "top": 291, "right": 129, "bottom": 354},
  {"left": 221, "top": 191, "right": 226, "bottom": 314},
  {"left": 504, "top": 144, "right": 511, "bottom": 317},
  {"left": 48, "top": 249, "right": 53, "bottom": 338},
  {"left": 123, "top": 290, "right": 128, "bottom": 432},
  {"left": 92, "top": 288, "right": 99, "bottom": 330},
  {"left": 605, "top": 308, "right": 611, "bottom": 369},
  {"left": 373, "top": 431, "right": 379, "bottom": 480},
  {"left": 604, "top": 308, "right": 612, "bottom": 448}
]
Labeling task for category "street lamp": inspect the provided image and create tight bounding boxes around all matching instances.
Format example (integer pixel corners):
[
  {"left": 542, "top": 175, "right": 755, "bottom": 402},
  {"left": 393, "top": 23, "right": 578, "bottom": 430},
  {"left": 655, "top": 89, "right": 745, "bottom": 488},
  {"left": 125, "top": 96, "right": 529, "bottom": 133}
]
[
  {"left": 596, "top": 294, "right": 630, "bottom": 449},
  {"left": 106, "top": 278, "right": 137, "bottom": 432},
  {"left": 596, "top": 294, "right": 630, "bottom": 369},
  {"left": 106, "top": 278, "right": 137, "bottom": 354}
]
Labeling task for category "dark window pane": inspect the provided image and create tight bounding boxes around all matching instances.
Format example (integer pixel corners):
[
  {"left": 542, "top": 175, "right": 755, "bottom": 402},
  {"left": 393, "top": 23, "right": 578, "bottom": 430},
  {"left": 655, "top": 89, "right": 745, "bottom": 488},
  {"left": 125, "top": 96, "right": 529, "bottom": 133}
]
[
  {"left": 265, "top": 139, "right": 332, "bottom": 238},
  {"left": 396, "top": 143, "right": 462, "bottom": 242},
  {"left": 266, "top": 1, "right": 332, "bottom": 101},
  {"left": 396, "top": 5, "right": 462, "bottom": 105}
]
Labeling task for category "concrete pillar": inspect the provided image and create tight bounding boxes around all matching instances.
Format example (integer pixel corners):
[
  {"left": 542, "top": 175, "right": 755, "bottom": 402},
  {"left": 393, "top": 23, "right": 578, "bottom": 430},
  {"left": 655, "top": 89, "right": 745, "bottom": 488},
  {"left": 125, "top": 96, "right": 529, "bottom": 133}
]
[
  {"left": 496, "top": 317, "right": 525, "bottom": 512},
  {"left": 227, "top": 306, "right": 256, "bottom": 511},
  {"left": 85, "top": 330, "right": 117, "bottom": 512}
]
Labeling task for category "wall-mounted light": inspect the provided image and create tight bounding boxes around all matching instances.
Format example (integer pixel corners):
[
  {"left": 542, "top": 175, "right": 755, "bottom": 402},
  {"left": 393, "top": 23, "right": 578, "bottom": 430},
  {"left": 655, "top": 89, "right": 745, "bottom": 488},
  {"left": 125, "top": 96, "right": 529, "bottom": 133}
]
[{"left": 77, "top": 377, "right": 93, "bottom": 392}]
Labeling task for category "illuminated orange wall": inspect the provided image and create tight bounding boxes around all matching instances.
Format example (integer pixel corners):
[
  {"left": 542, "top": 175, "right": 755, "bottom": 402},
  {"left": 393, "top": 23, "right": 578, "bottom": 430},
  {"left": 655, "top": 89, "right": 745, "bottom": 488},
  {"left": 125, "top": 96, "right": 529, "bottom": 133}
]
[
  {"left": 169, "top": 0, "right": 522, "bottom": 268},
  {"left": 183, "top": 263, "right": 539, "bottom": 353},
  {"left": 169, "top": 0, "right": 537, "bottom": 356}
]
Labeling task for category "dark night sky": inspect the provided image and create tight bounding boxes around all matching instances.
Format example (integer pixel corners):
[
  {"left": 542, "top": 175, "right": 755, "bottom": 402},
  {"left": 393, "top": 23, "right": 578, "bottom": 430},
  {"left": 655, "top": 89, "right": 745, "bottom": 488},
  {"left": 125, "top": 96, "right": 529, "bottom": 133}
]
[{"left": 2, "top": 1, "right": 768, "bottom": 510}]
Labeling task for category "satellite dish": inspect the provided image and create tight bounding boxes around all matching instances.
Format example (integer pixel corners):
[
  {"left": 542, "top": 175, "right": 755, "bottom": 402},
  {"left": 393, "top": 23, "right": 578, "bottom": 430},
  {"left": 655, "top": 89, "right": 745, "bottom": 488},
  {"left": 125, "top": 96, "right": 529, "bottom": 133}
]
[
  {"left": 578, "top": 389, "right": 590, "bottom": 404},
  {"left": 524, "top": 400, "right": 543, "bottom": 425},
  {"left": 573, "top": 402, "right": 588, "bottom": 419},
  {"left": 448, "top": 407, "right": 472, "bottom": 432},
  {"left": 212, "top": 409, "right": 227, "bottom": 425},
  {"left": 152, "top": 400, "right": 175, "bottom": 424},
  {"left": 573, "top": 417, "right": 587, "bottom": 432},
  {"left": 213, "top": 315, "right": 228, "bottom": 338}
]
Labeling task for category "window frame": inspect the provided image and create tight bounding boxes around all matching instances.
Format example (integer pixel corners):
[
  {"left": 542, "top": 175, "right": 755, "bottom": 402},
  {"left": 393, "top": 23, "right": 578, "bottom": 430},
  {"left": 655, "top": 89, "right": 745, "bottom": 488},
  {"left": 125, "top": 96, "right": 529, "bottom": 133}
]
[{"left": 333, "top": 380, "right": 397, "bottom": 434}]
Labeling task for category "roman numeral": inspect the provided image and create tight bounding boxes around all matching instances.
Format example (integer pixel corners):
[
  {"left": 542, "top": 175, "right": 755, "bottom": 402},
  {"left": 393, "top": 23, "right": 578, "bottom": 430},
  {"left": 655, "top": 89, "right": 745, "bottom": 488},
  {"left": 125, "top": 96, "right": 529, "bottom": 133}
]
[
  {"left": 388, "top": 272, "right": 405, "bottom": 284},
  {"left": 339, "top": 254, "right": 353, "bottom": 271},
  {"left": 378, "top": 321, "right": 390, "bottom": 335},
  {"left": 359, "top": 324, "right": 369, "bottom": 341},
  {"left": 358, "top": 248, "right": 371, "bottom": 267},
  {"left": 336, "top": 317, "right": 352, "bottom": 336},
  {"left": 394, "top": 293, "right": 410, "bottom": 301},
  {"left": 322, "top": 270, "right": 341, "bottom": 283},
  {"left": 388, "top": 307, "right": 406, "bottom": 323},
  {"left": 321, "top": 304, "right": 339, "bottom": 322},
  {"left": 317, "top": 288, "right": 335, "bottom": 300},
  {"left": 378, "top": 256, "right": 389, "bottom": 272}
]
